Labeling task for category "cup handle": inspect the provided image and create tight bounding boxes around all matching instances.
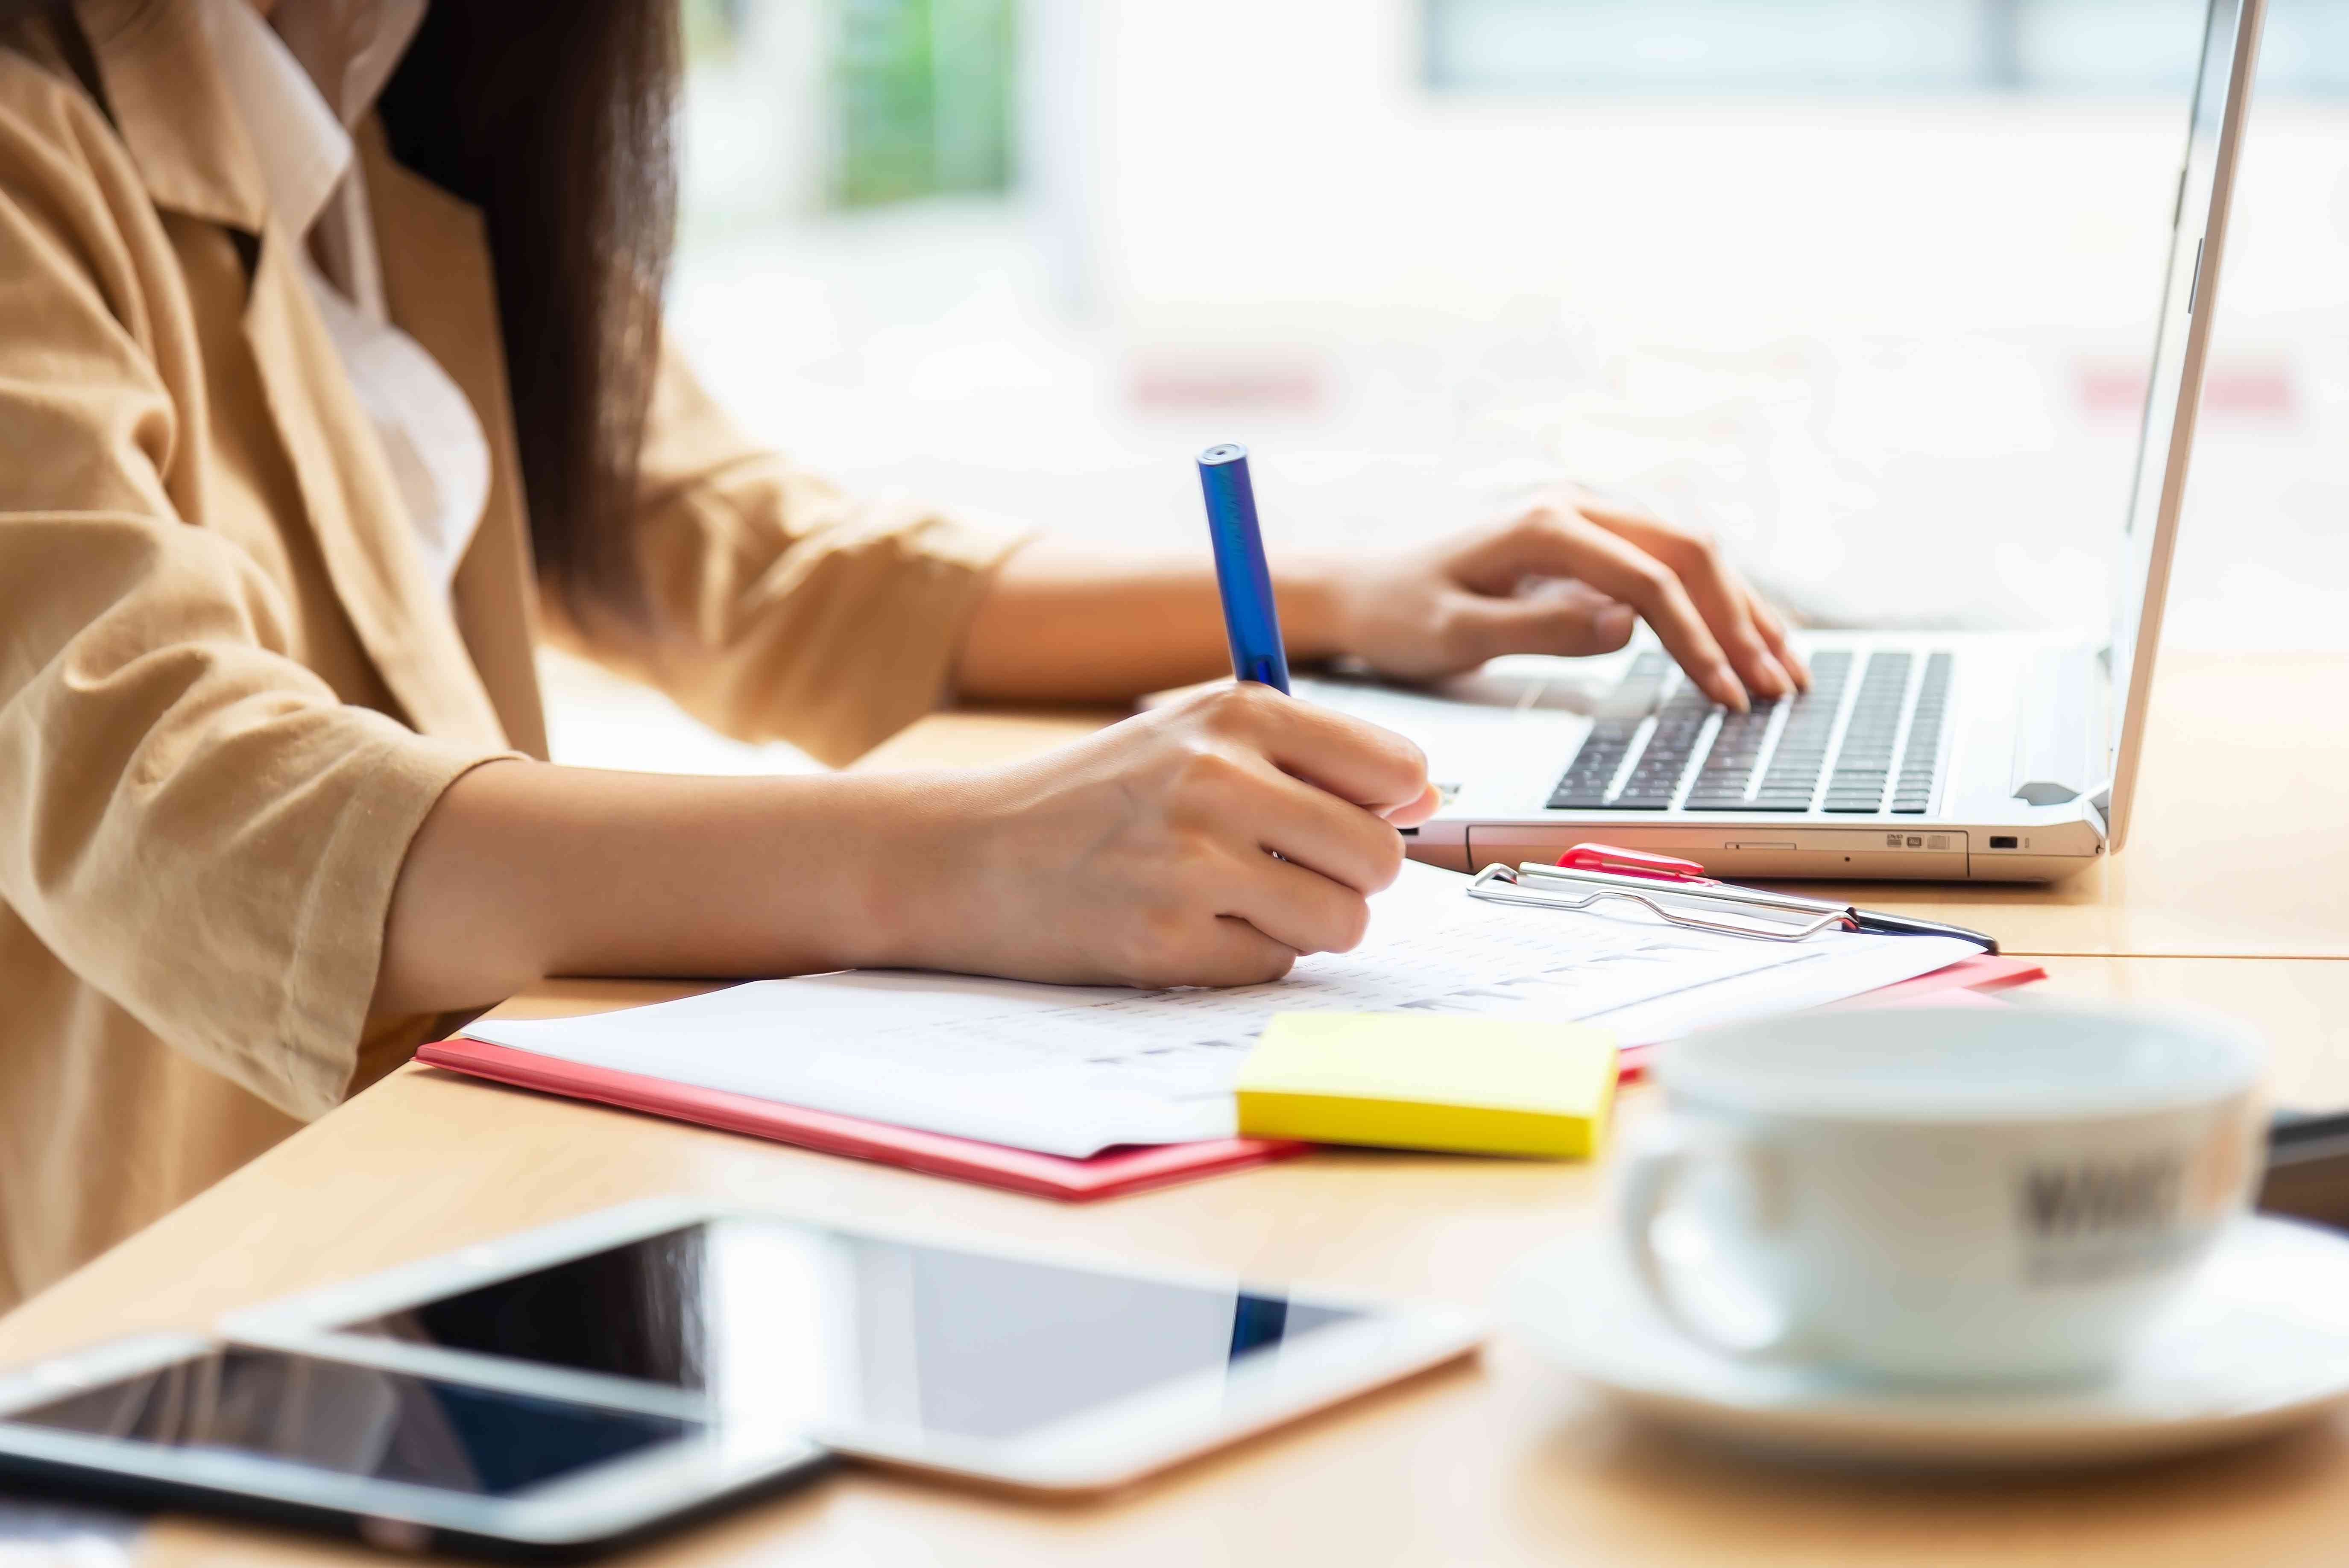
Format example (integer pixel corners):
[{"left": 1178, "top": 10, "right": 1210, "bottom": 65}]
[{"left": 1618, "top": 1117, "right": 1810, "bottom": 1361}]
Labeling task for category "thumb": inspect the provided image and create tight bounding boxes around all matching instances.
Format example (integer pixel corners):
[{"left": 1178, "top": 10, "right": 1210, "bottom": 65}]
[{"left": 1449, "top": 585, "right": 1637, "bottom": 662}]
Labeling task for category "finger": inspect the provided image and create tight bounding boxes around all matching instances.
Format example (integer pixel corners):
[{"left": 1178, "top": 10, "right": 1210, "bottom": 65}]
[
  {"left": 1206, "top": 752, "right": 1406, "bottom": 894},
  {"left": 1383, "top": 781, "right": 1442, "bottom": 829},
  {"left": 1745, "top": 590, "right": 1810, "bottom": 690},
  {"left": 1512, "top": 515, "right": 1749, "bottom": 711},
  {"left": 1447, "top": 585, "right": 1637, "bottom": 664},
  {"left": 1576, "top": 501, "right": 1789, "bottom": 701},
  {"left": 1180, "top": 915, "right": 1300, "bottom": 988},
  {"left": 1216, "top": 849, "right": 1374, "bottom": 957},
  {"left": 1216, "top": 687, "right": 1431, "bottom": 814}
]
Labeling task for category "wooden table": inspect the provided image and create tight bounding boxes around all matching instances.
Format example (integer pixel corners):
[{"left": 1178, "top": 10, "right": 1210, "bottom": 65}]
[{"left": 7, "top": 652, "right": 2349, "bottom": 1567}]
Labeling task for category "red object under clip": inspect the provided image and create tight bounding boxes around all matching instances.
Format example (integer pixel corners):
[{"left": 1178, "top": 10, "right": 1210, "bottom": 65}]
[{"left": 1555, "top": 842, "right": 1716, "bottom": 885}]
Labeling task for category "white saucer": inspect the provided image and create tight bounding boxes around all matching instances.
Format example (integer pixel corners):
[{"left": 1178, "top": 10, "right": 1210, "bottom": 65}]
[{"left": 1507, "top": 1215, "right": 2349, "bottom": 1467}]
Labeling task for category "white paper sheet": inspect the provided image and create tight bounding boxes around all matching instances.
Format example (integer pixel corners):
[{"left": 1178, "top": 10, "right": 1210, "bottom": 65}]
[{"left": 464, "top": 862, "right": 1975, "bottom": 1158}]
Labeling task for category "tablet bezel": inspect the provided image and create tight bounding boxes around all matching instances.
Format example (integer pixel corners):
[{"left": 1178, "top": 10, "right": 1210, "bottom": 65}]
[
  {"left": 0, "top": 1329, "right": 829, "bottom": 1553},
  {"left": 223, "top": 1197, "right": 1488, "bottom": 1492}
]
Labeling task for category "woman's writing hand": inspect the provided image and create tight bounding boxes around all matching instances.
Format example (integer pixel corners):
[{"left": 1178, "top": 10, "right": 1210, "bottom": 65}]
[
  {"left": 883, "top": 684, "right": 1437, "bottom": 988},
  {"left": 1310, "top": 487, "right": 1808, "bottom": 712}
]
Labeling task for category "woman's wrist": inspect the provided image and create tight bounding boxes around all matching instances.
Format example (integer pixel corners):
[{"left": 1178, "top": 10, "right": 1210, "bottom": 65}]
[
  {"left": 809, "top": 768, "right": 972, "bottom": 974},
  {"left": 1274, "top": 553, "right": 1350, "bottom": 664}
]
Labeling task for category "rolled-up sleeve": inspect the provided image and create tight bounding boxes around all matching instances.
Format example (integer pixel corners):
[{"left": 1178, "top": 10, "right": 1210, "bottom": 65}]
[
  {"left": 553, "top": 348, "right": 1035, "bottom": 768},
  {"left": 0, "top": 78, "right": 507, "bottom": 1121}
]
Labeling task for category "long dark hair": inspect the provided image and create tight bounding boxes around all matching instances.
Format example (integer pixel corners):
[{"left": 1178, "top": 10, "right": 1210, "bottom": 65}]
[
  {"left": 381, "top": 5, "right": 680, "bottom": 621},
  {"left": 3, "top": 1, "right": 680, "bottom": 621}
]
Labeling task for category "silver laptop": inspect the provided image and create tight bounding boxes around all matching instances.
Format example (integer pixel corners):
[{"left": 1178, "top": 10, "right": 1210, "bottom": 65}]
[{"left": 1302, "top": 0, "right": 2264, "bottom": 886}]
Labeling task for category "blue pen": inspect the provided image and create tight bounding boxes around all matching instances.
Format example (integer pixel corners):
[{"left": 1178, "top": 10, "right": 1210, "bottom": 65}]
[{"left": 1195, "top": 443, "right": 1291, "bottom": 694}]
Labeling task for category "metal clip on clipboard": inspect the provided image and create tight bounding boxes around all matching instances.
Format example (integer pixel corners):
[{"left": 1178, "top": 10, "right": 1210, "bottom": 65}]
[{"left": 1465, "top": 844, "right": 1998, "bottom": 951}]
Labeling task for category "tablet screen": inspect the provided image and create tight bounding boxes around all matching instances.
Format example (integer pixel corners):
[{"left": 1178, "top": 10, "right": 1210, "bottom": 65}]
[
  {"left": 341, "top": 1220, "right": 1363, "bottom": 1441},
  {"left": 9, "top": 1347, "right": 694, "bottom": 1496}
]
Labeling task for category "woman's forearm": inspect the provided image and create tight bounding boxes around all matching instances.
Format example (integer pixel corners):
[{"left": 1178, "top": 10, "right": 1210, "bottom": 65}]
[
  {"left": 954, "top": 538, "right": 1345, "bottom": 702},
  {"left": 372, "top": 684, "right": 1441, "bottom": 1017},
  {"left": 955, "top": 496, "right": 1809, "bottom": 708},
  {"left": 371, "top": 759, "right": 922, "bottom": 1015}
]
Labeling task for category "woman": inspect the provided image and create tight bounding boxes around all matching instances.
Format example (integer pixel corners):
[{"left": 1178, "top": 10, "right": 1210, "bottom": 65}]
[{"left": 0, "top": 0, "right": 1803, "bottom": 1309}]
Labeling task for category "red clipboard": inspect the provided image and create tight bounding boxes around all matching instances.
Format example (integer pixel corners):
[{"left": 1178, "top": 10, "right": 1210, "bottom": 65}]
[
  {"left": 1825, "top": 951, "right": 2048, "bottom": 1006},
  {"left": 415, "top": 1038, "right": 1308, "bottom": 1202},
  {"left": 1612, "top": 953, "right": 2047, "bottom": 1081}
]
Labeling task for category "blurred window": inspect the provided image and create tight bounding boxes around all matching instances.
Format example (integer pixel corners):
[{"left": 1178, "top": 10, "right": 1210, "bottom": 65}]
[
  {"left": 1424, "top": 0, "right": 2349, "bottom": 95},
  {"left": 829, "top": 0, "right": 1016, "bottom": 207}
]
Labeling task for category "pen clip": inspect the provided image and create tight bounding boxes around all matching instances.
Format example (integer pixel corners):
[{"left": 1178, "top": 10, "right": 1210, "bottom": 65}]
[
  {"left": 1556, "top": 842, "right": 1714, "bottom": 885},
  {"left": 1469, "top": 865, "right": 1845, "bottom": 944},
  {"left": 1531, "top": 861, "right": 1852, "bottom": 922}
]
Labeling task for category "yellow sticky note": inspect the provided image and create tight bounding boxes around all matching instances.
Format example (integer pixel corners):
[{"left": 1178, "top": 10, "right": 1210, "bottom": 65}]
[{"left": 1235, "top": 1012, "right": 1618, "bottom": 1160}]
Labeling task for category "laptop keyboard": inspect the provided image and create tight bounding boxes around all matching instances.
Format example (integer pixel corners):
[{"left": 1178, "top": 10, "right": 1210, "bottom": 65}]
[{"left": 1546, "top": 649, "right": 1952, "bottom": 815}]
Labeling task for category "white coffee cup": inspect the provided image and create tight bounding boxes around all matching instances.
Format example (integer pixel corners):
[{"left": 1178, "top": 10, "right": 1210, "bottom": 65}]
[{"left": 1617, "top": 1004, "right": 2263, "bottom": 1384}]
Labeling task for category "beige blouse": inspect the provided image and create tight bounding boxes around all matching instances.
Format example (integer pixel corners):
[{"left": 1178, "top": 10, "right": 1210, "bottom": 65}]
[
  {"left": 0, "top": 1, "right": 1030, "bottom": 1311},
  {"left": 198, "top": 0, "right": 493, "bottom": 594}
]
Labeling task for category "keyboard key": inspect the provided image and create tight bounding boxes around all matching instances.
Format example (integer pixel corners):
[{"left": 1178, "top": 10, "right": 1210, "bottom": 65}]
[
  {"left": 1545, "top": 649, "right": 1878, "bottom": 816},
  {"left": 1546, "top": 716, "right": 1648, "bottom": 807},
  {"left": 1887, "top": 652, "right": 1954, "bottom": 816}
]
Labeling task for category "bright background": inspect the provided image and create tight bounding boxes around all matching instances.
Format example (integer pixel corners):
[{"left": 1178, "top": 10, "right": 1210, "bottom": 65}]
[{"left": 545, "top": 0, "right": 2349, "bottom": 772}]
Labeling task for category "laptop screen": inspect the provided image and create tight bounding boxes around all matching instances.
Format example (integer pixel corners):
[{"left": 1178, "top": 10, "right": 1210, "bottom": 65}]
[{"left": 2104, "top": 0, "right": 2259, "bottom": 818}]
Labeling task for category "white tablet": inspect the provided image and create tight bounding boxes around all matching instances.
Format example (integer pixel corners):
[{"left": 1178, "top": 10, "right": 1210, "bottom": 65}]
[
  {"left": 226, "top": 1199, "right": 1485, "bottom": 1493},
  {"left": 0, "top": 1333, "right": 828, "bottom": 1559}
]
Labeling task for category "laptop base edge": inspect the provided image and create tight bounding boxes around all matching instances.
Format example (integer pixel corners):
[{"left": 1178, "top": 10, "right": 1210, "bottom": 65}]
[{"left": 1406, "top": 816, "right": 2103, "bottom": 884}]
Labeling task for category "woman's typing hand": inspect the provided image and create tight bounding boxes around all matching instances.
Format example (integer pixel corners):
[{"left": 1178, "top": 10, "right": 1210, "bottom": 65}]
[
  {"left": 881, "top": 683, "right": 1438, "bottom": 989},
  {"left": 1306, "top": 486, "right": 1809, "bottom": 712},
  {"left": 960, "top": 488, "right": 1804, "bottom": 717}
]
